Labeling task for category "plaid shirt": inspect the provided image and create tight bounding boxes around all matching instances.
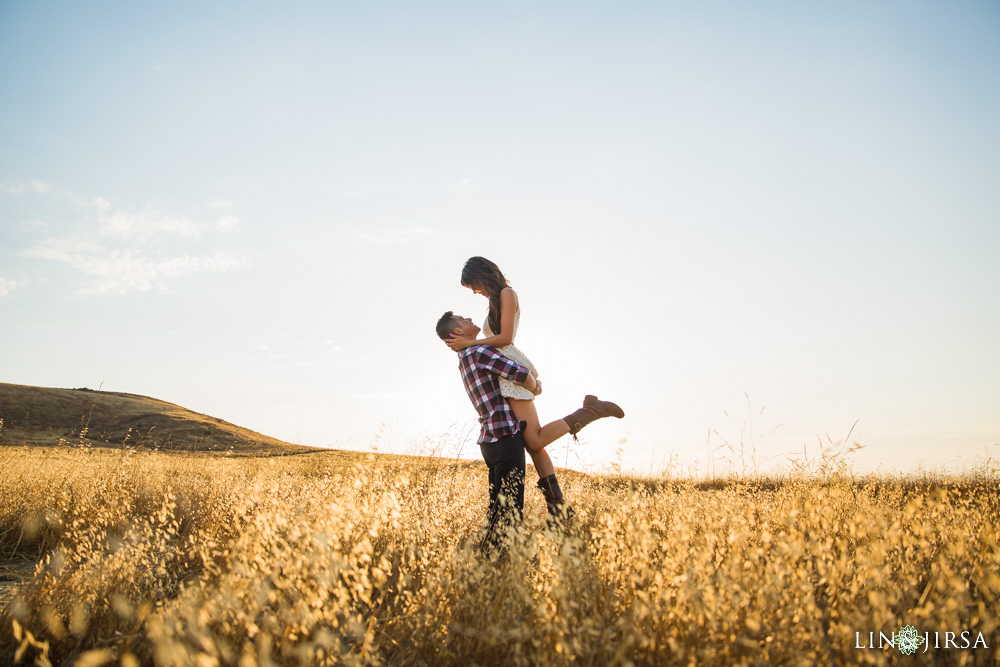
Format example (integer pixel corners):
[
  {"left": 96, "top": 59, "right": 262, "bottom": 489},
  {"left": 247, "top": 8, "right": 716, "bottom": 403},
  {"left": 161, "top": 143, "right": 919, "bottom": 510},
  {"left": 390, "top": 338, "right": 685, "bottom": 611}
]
[{"left": 458, "top": 344, "right": 531, "bottom": 444}]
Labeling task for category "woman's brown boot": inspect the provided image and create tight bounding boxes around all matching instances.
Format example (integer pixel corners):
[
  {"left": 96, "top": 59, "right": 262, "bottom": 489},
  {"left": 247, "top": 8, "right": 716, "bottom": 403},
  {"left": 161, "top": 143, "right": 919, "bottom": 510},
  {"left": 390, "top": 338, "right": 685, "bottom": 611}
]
[
  {"left": 537, "top": 474, "right": 575, "bottom": 526},
  {"left": 562, "top": 395, "right": 625, "bottom": 435}
]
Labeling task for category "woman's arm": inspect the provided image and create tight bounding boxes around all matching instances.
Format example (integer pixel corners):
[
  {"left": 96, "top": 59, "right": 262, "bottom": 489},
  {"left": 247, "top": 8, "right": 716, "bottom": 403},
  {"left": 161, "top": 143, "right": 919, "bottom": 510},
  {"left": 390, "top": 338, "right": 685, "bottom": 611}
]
[{"left": 447, "top": 288, "right": 518, "bottom": 350}]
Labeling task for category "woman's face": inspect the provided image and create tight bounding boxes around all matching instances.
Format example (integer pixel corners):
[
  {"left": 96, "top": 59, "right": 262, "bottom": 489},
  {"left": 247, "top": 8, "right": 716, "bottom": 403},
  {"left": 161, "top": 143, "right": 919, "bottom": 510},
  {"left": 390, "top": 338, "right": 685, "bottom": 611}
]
[{"left": 468, "top": 282, "right": 488, "bottom": 297}]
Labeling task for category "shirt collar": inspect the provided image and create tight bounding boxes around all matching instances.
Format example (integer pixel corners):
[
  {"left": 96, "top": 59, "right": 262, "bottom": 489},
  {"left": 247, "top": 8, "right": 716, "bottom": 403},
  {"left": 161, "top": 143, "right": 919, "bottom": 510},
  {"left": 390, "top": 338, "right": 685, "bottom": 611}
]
[{"left": 459, "top": 344, "right": 486, "bottom": 359}]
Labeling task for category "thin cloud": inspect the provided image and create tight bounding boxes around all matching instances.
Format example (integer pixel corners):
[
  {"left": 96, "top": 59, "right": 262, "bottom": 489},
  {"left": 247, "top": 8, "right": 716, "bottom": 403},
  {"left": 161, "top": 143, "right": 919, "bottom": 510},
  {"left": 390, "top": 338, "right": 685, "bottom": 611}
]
[
  {"left": 18, "top": 190, "right": 248, "bottom": 296},
  {"left": 0, "top": 278, "right": 29, "bottom": 299},
  {"left": 3, "top": 181, "right": 52, "bottom": 194},
  {"left": 23, "top": 238, "right": 245, "bottom": 295},
  {"left": 90, "top": 196, "right": 201, "bottom": 241}
]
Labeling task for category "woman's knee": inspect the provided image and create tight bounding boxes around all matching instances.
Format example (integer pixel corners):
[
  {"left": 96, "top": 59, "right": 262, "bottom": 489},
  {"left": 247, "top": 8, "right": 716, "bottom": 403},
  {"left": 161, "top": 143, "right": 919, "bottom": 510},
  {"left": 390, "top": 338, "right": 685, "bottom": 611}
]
[{"left": 522, "top": 430, "right": 545, "bottom": 451}]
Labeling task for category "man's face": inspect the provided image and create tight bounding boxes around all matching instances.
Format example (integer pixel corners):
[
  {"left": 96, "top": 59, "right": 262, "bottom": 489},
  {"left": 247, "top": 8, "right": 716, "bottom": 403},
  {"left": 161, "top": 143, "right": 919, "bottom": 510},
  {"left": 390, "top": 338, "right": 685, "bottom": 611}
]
[{"left": 451, "top": 315, "right": 480, "bottom": 339}]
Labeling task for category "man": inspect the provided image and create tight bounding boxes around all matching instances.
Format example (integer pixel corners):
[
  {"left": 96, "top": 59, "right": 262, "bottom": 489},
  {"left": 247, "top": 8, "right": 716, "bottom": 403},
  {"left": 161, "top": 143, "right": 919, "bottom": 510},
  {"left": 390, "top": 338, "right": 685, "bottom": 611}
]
[{"left": 436, "top": 311, "right": 624, "bottom": 553}]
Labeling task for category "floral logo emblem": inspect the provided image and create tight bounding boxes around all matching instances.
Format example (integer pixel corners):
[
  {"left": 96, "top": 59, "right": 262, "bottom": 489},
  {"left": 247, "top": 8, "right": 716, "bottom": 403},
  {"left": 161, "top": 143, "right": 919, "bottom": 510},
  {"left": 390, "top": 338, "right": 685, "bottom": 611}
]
[{"left": 896, "top": 625, "right": 925, "bottom": 655}]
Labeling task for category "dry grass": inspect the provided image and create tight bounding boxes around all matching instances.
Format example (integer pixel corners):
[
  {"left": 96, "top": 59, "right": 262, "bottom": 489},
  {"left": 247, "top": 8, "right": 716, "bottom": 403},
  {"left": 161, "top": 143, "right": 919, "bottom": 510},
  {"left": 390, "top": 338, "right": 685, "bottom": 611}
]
[{"left": 1, "top": 436, "right": 998, "bottom": 666}]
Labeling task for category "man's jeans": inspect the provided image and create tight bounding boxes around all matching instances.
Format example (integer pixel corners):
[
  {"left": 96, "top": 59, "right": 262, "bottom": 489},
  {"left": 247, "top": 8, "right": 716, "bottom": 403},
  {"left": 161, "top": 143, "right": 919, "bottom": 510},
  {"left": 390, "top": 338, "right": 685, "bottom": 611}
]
[{"left": 479, "top": 427, "right": 526, "bottom": 553}]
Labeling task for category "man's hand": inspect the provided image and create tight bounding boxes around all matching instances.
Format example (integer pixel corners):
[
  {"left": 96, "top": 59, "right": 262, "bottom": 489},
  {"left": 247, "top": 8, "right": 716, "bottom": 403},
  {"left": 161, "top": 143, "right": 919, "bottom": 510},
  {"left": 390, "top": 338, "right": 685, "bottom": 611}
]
[
  {"left": 532, "top": 378, "right": 543, "bottom": 396},
  {"left": 523, "top": 374, "right": 542, "bottom": 396}
]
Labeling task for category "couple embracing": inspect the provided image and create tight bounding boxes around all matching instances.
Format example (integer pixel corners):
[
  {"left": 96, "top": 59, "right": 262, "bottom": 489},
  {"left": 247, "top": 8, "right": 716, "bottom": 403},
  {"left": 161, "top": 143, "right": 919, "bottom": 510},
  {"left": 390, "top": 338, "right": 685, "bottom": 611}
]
[{"left": 436, "top": 257, "right": 624, "bottom": 553}]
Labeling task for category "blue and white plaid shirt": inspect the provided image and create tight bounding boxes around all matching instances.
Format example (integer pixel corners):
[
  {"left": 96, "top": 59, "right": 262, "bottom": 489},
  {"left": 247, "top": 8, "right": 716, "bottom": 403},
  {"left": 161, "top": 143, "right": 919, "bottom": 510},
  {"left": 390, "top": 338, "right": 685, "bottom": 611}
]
[{"left": 457, "top": 344, "right": 530, "bottom": 444}]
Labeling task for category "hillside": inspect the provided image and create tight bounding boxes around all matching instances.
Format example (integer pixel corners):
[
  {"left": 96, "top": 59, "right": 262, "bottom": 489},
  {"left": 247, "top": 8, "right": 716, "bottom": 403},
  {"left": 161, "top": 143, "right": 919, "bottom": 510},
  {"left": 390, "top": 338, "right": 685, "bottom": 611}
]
[{"left": 0, "top": 382, "right": 316, "bottom": 455}]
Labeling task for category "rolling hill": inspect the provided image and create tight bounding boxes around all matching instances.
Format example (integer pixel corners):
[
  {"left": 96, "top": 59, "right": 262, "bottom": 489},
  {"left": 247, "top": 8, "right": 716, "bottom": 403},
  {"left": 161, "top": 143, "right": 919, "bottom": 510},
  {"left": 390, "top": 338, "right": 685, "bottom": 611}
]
[{"left": 0, "top": 382, "right": 317, "bottom": 455}]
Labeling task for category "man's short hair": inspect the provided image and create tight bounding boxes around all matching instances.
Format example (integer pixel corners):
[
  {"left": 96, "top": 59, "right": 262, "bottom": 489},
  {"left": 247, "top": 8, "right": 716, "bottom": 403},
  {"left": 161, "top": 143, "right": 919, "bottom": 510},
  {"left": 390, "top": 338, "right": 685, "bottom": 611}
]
[{"left": 436, "top": 311, "right": 459, "bottom": 341}]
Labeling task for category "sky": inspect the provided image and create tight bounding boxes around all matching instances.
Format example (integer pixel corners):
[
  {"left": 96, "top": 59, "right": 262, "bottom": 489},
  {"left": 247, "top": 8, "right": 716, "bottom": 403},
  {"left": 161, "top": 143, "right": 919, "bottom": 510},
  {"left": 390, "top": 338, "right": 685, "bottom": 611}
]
[{"left": 1, "top": 1, "right": 998, "bottom": 476}]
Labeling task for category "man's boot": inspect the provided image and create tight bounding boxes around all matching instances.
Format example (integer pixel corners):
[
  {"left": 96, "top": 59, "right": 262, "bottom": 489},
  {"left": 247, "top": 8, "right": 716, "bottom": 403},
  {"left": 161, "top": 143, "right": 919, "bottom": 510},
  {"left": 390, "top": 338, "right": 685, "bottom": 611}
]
[
  {"left": 537, "top": 474, "right": 575, "bottom": 527},
  {"left": 562, "top": 395, "right": 625, "bottom": 435}
]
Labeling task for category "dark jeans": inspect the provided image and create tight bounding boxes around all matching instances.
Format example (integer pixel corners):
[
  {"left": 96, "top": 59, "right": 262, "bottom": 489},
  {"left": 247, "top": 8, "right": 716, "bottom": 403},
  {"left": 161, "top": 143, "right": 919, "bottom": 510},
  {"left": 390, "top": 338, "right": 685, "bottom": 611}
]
[{"left": 479, "top": 428, "right": 526, "bottom": 553}]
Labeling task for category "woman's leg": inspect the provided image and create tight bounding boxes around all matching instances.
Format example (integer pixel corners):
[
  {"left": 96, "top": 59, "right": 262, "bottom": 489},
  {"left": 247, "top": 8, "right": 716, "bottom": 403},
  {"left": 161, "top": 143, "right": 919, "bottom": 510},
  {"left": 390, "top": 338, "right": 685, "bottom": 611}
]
[
  {"left": 509, "top": 399, "right": 575, "bottom": 521},
  {"left": 509, "top": 398, "right": 570, "bottom": 453},
  {"left": 528, "top": 445, "right": 555, "bottom": 478}
]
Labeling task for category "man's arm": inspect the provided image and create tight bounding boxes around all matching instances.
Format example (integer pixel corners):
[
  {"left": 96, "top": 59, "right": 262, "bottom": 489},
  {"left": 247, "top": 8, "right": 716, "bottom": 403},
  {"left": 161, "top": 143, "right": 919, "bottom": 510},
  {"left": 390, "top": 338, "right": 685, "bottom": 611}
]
[{"left": 472, "top": 346, "right": 537, "bottom": 392}]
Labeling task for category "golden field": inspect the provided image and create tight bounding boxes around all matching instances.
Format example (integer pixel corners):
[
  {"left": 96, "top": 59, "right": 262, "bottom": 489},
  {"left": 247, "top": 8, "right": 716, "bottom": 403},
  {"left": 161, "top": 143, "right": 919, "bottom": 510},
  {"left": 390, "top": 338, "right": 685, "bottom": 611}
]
[{"left": 1, "top": 436, "right": 998, "bottom": 666}]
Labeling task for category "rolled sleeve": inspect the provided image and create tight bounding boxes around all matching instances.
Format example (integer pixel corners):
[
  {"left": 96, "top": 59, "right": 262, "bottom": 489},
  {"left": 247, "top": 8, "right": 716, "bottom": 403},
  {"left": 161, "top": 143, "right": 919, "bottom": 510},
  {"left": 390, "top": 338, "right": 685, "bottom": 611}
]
[{"left": 473, "top": 346, "right": 530, "bottom": 385}]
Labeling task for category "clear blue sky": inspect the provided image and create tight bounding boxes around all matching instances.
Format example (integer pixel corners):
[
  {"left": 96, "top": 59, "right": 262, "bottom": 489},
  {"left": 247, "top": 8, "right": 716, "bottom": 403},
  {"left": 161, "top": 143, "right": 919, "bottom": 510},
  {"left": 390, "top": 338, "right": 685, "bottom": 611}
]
[{"left": 2, "top": 1, "right": 998, "bottom": 475}]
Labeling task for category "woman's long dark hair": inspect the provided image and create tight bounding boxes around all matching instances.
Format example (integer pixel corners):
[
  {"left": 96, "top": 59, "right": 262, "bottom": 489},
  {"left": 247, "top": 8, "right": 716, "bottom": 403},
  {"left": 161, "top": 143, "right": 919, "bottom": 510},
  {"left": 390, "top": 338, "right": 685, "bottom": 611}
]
[{"left": 461, "top": 257, "right": 510, "bottom": 336}]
